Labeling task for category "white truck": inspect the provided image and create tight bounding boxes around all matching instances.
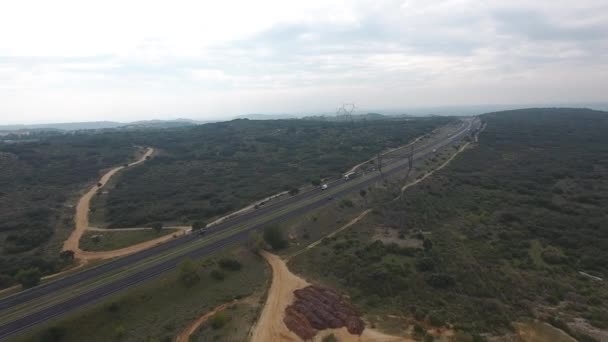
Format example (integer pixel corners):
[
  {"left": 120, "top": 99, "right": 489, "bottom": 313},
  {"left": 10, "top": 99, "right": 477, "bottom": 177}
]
[
  {"left": 321, "top": 184, "right": 328, "bottom": 190},
  {"left": 343, "top": 171, "right": 356, "bottom": 181}
]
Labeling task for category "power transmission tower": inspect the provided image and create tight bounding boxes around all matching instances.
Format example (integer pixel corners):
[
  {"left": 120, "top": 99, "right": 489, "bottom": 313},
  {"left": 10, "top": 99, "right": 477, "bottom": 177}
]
[{"left": 336, "top": 103, "right": 356, "bottom": 124}]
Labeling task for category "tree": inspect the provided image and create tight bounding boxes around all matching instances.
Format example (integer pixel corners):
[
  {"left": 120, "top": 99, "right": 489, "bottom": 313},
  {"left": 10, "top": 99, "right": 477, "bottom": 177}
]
[
  {"left": 40, "top": 326, "right": 66, "bottom": 342},
  {"left": 323, "top": 334, "right": 338, "bottom": 342},
  {"left": 359, "top": 189, "right": 367, "bottom": 199},
  {"left": 289, "top": 187, "right": 300, "bottom": 196},
  {"left": 178, "top": 258, "right": 200, "bottom": 287},
  {"left": 210, "top": 312, "right": 230, "bottom": 329},
  {"left": 192, "top": 221, "right": 207, "bottom": 231},
  {"left": 246, "top": 231, "right": 264, "bottom": 254},
  {"left": 59, "top": 250, "right": 75, "bottom": 261},
  {"left": 311, "top": 179, "right": 321, "bottom": 186},
  {"left": 263, "top": 225, "right": 288, "bottom": 250},
  {"left": 423, "top": 238, "right": 433, "bottom": 251},
  {"left": 151, "top": 222, "right": 163, "bottom": 234},
  {"left": 210, "top": 269, "right": 225, "bottom": 281},
  {"left": 15, "top": 267, "right": 41, "bottom": 289},
  {"left": 416, "top": 257, "right": 435, "bottom": 272},
  {"left": 218, "top": 258, "right": 242, "bottom": 271}
]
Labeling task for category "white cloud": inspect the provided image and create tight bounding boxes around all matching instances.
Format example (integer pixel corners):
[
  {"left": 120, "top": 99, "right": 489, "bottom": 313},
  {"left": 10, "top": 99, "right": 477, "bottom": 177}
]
[{"left": 0, "top": 0, "right": 607, "bottom": 123}]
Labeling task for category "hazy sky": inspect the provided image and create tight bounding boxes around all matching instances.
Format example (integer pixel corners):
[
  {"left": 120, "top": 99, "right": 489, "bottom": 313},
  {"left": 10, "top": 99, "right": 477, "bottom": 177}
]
[{"left": 1, "top": 0, "right": 607, "bottom": 124}]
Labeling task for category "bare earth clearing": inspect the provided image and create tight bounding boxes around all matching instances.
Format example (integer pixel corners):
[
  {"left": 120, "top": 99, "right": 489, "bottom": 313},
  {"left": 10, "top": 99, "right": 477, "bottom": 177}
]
[{"left": 252, "top": 251, "right": 411, "bottom": 342}]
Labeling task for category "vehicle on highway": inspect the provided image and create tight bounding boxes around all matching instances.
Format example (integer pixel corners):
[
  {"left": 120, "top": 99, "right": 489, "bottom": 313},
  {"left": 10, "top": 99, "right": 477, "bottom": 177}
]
[
  {"left": 343, "top": 171, "right": 356, "bottom": 180},
  {"left": 321, "top": 184, "right": 328, "bottom": 190}
]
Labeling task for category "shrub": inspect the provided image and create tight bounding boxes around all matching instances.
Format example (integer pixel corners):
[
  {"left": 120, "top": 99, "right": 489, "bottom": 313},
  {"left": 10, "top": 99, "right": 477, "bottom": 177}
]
[
  {"left": 218, "top": 258, "right": 242, "bottom": 271},
  {"left": 263, "top": 225, "right": 288, "bottom": 250},
  {"left": 15, "top": 267, "right": 41, "bottom": 289},
  {"left": 40, "top": 326, "right": 66, "bottom": 342},
  {"left": 413, "top": 324, "right": 425, "bottom": 336},
  {"left": 178, "top": 258, "right": 200, "bottom": 287},
  {"left": 416, "top": 258, "right": 435, "bottom": 272},
  {"left": 192, "top": 221, "right": 207, "bottom": 231},
  {"left": 341, "top": 199, "right": 354, "bottom": 208},
  {"left": 210, "top": 269, "right": 225, "bottom": 281},
  {"left": 114, "top": 324, "right": 125, "bottom": 338},
  {"left": 210, "top": 312, "right": 230, "bottom": 329},
  {"left": 426, "top": 273, "right": 455, "bottom": 288},
  {"left": 322, "top": 333, "right": 338, "bottom": 342}
]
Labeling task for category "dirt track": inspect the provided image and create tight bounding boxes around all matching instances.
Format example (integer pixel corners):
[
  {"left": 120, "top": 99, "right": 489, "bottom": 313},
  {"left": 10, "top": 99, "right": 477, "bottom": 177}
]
[
  {"left": 252, "top": 251, "right": 410, "bottom": 342},
  {"left": 175, "top": 299, "right": 242, "bottom": 342},
  {"left": 62, "top": 147, "right": 159, "bottom": 262}
]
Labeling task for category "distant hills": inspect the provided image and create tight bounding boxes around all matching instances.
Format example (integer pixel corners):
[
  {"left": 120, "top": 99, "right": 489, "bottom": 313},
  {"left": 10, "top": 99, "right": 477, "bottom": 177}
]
[{"left": 0, "top": 119, "right": 210, "bottom": 132}]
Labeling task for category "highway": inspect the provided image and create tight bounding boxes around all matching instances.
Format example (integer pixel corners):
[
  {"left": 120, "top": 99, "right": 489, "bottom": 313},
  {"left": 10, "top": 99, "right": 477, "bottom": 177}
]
[{"left": 0, "top": 117, "right": 478, "bottom": 340}]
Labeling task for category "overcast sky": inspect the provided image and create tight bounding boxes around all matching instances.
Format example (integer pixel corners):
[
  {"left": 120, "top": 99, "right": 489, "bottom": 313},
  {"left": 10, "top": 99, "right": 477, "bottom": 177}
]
[{"left": 1, "top": 0, "right": 607, "bottom": 124}]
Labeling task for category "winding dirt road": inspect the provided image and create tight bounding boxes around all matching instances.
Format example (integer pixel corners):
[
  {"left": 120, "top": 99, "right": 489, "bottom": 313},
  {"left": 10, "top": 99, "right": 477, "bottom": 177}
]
[{"left": 62, "top": 147, "right": 167, "bottom": 262}]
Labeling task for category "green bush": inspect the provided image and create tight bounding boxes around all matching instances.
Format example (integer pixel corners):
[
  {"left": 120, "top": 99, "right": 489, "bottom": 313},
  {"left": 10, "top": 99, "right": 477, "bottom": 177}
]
[
  {"left": 322, "top": 333, "right": 338, "bottom": 342},
  {"left": 15, "top": 267, "right": 41, "bottom": 289},
  {"left": 210, "top": 312, "right": 230, "bottom": 329},
  {"left": 218, "top": 258, "right": 242, "bottom": 271},
  {"left": 210, "top": 269, "right": 225, "bottom": 281},
  {"left": 263, "top": 225, "right": 288, "bottom": 250},
  {"left": 178, "top": 258, "right": 200, "bottom": 287}
]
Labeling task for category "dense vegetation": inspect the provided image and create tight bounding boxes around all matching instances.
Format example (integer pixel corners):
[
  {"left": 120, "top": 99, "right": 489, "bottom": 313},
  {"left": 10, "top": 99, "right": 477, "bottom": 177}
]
[
  {"left": 0, "top": 133, "right": 135, "bottom": 286},
  {"left": 93, "top": 118, "right": 451, "bottom": 227},
  {"left": 0, "top": 117, "right": 448, "bottom": 287},
  {"left": 291, "top": 108, "right": 608, "bottom": 339}
]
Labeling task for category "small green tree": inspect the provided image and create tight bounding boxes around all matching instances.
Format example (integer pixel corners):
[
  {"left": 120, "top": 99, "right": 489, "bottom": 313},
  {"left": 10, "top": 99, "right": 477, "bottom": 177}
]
[
  {"left": 151, "top": 222, "right": 163, "bottom": 234},
  {"left": 263, "top": 225, "right": 288, "bottom": 250},
  {"left": 288, "top": 187, "right": 300, "bottom": 196},
  {"left": 246, "top": 231, "right": 264, "bottom": 254},
  {"left": 192, "top": 221, "right": 207, "bottom": 231},
  {"left": 114, "top": 324, "right": 126, "bottom": 338},
  {"left": 178, "top": 258, "right": 200, "bottom": 287},
  {"left": 359, "top": 189, "right": 367, "bottom": 203},
  {"left": 423, "top": 238, "right": 433, "bottom": 251},
  {"left": 15, "top": 267, "right": 41, "bottom": 289},
  {"left": 413, "top": 323, "right": 425, "bottom": 336},
  {"left": 322, "top": 333, "right": 338, "bottom": 342},
  {"left": 210, "top": 269, "right": 225, "bottom": 281},
  {"left": 210, "top": 312, "right": 230, "bottom": 329},
  {"left": 59, "top": 250, "right": 75, "bottom": 261},
  {"left": 40, "top": 326, "right": 66, "bottom": 342}
]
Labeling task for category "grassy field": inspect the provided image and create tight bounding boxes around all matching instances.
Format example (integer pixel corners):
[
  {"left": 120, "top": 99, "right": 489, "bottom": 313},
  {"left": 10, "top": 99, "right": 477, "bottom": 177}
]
[
  {"left": 13, "top": 246, "right": 268, "bottom": 342},
  {"left": 188, "top": 298, "right": 266, "bottom": 342},
  {"left": 289, "top": 108, "right": 608, "bottom": 341},
  {"left": 79, "top": 229, "right": 181, "bottom": 252}
]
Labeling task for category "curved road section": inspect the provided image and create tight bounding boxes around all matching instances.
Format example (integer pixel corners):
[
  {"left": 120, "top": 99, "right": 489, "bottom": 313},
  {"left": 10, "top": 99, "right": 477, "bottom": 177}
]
[{"left": 0, "top": 118, "right": 479, "bottom": 340}]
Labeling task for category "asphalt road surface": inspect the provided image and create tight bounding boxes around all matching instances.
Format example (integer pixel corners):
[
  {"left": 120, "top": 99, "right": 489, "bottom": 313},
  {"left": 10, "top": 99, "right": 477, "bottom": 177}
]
[{"left": 0, "top": 118, "right": 477, "bottom": 340}]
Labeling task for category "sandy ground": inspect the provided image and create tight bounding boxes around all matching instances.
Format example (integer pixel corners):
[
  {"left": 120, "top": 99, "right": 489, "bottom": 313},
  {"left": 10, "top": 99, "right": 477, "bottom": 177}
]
[
  {"left": 62, "top": 147, "right": 157, "bottom": 261},
  {"left": 175, "top": 299, "right": 243, "bottom": 342},
  {"left": 514, "top": 321, "right": 577, "bottom": 342},
  {"left": 251, "top": 251, "right": 410, "bottom": 342}
]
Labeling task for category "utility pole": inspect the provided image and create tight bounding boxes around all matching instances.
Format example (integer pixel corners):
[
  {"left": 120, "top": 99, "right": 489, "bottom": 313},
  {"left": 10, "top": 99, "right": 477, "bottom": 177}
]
[{"left": 377, "top": 152, "right": 384, "bottom": 181}]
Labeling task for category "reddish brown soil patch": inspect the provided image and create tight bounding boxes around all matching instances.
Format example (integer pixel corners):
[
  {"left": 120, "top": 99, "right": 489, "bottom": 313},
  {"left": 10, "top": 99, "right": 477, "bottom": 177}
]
[{"left": 283, "top": 285, "right": 364, "bottom": 340}]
